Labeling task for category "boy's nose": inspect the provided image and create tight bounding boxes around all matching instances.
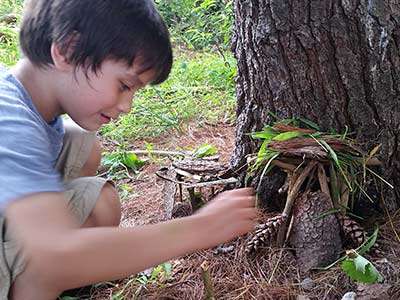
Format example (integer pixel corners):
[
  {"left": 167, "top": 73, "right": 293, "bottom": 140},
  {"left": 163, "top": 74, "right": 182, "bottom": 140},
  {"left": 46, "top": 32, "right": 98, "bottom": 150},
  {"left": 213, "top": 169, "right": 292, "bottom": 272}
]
[{"left": 117, "top": 94, "right": 133, "bottom": 114}]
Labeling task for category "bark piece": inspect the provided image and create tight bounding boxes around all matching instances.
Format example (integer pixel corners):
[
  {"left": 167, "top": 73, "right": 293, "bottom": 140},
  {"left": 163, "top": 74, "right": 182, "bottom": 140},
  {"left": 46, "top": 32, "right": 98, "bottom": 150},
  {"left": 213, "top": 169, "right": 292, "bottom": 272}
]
[
  {"left": 162, "top": 169, "right": 178, "bottom": 221},
  {"left": 288, "top": 191, "right": 342, "bottom": 272},
  {"left": 172, "top": 159, "right": 226, "bottom": 175}
]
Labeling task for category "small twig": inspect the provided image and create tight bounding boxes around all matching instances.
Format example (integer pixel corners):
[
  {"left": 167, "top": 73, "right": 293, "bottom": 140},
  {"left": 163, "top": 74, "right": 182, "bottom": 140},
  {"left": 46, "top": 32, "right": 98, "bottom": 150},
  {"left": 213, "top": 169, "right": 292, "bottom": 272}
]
[
  {"left": 156, "top": 171, "right": 188, "bottom": 185},
  {"left": 381, "top": 192, "right": 400, "bottom": 243},
  {"left": 188, "top": 187, "right": 199, "bottom": 212},
  {"left": 277, "top": 160, "right": 318, "bottom": 245},
  {"left": 201, "top": 261, "right": 216, "bottom": 300},
  {"left": 267, "top": 248, "right": 285, "bottom": 284},
  {"left": 175, "top": 168, "right": 202, "bottom": 181},
  {"left": 283, "top": 160, "right": 318, "bottom": 216},
  {"left": 129, "top": 149, "right": 186, "bottom": 157},
  {"left": 317, "top": 163, "right": 330, "bottom": 198},
  {"left": 120, "top": 163, "right": 134, "bottom": 180},
  {"left": 340, "top": 185, "right": 350, "bottom": 208},
  {"left": 271, "top": 160, "right": 297, "bottom": 173},
  {"left": 256, "top": 153, "right": 280, "bottom": 206},
  {"left": 185, "top": 178, "right": 238, "bottom": 189}
]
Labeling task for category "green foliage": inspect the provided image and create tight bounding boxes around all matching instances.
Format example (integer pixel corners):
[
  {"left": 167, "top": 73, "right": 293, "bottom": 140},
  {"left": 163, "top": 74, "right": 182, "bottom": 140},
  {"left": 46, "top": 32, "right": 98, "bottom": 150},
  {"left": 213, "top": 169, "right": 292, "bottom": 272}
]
[
  {"left": 132, "top": 263, "right": 172, "bottom": 299},
  {"left": 341, "top": 226, "right": 383, "bottom": 284},
  {"left": 100, "top": 51, "right": 236, "bottom": 146},
  {"left": 155, "top": 0, "right": 233, "bottom": 50},
  {"left": 342, "top": 252, "right": 383, "bottom": 284},
  {"left": 1, "top": 1, "right": 237, "bottom": 146},
  {"left": 192, "top": 143, "right": 218, "bottom": 158},
  {"left": 248, "top": 116, "right": 393, "bottom": 208},
  {"left": 272, "top": 131, "right": 305, "bottom": 141},
  {"left": 322, "top": 227, "right": 383, "bottom": 284},
  {"left": 101, "top": 152, "right": 146, "bottom": 179},
  {"left": 319, "top": 223, "right": 383, "bottom": 285},
  {"left": 0, "top": 0, "right": 22, "bottom": 66}
]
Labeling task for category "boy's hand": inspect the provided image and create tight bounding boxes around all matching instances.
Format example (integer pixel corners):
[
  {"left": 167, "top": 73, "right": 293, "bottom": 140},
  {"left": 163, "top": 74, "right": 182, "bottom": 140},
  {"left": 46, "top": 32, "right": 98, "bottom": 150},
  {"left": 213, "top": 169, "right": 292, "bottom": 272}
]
[{"left": 193, "top": 187, "right": 258, "bottom": 247}]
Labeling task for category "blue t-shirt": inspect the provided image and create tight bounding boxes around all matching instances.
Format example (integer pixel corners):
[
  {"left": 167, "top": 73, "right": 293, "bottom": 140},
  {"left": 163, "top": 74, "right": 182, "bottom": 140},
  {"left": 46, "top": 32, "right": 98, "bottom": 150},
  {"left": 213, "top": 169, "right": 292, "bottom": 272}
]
[{"left": 0, "top": 67, "right": 65, "bottom": 210}]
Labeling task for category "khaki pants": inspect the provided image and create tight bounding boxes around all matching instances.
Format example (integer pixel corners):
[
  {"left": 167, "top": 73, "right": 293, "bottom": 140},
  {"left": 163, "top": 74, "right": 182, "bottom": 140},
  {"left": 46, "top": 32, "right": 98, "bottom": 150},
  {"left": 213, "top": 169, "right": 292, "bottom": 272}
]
[{"left": 0, "top": 119, "right": 108, "bottom": 299}]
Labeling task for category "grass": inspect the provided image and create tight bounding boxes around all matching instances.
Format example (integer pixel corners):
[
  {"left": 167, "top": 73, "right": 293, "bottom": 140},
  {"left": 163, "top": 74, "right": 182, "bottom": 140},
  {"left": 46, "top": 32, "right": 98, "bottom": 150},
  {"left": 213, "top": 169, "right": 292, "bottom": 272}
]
[
  {"left": 0, "top": 0, "right": 22, "bottom": 66},
  {"left": 100, "top": 50, "right": 236, "bottom": 147},
  {"left": 0, "top": 2, "right": 237, "bottom": 148}
]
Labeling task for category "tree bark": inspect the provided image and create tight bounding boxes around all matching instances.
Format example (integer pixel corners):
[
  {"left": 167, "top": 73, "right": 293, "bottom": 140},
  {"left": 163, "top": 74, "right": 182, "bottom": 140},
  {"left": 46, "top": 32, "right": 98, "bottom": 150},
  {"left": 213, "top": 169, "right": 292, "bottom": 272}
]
[
  {"left": 288, "top": 191, "right": 342, "bottom": 272},
  {"left": 231, "top": 0, "right": 400, "bottom": 210}
]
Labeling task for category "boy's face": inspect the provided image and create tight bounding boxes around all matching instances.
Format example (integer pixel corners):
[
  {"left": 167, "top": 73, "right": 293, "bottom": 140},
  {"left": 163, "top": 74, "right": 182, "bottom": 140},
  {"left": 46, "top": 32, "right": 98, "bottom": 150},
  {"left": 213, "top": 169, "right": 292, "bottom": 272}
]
[{"left": 59, "top": 60, "right": 156, "bottom": 131}]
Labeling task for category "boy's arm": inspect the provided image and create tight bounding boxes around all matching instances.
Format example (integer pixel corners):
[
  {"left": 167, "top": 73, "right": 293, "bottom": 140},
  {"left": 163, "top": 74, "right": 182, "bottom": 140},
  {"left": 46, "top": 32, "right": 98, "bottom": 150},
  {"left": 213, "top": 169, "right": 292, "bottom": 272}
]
[{"left": 5, "top": 188, "right": 256, "bottom": 289}]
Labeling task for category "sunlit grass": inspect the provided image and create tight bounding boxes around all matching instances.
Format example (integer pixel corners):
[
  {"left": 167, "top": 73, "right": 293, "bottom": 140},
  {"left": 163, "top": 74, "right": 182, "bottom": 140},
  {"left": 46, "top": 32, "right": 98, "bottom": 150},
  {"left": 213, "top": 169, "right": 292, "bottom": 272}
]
[
  {"left": 100, "top": 50, "right": 237, "bottom": 147},
  {"left": 1, "top": 2, "right": 237, "bottom": 149}
]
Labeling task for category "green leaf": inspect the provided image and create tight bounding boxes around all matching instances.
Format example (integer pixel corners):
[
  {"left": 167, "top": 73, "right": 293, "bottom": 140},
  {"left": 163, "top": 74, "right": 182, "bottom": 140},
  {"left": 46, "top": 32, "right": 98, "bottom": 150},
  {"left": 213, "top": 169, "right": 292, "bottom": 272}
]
[
  {"left": 101, "top": 152, "right": 146, "bottom": 178},
  {"left": 272, "top": 131, "right": 305, "bottom": 141},
  {"left": 268, "top": 111, "right": 282, "bottom": 122},
  {"left": 313, "top": 209, "right": 342, "bottom": 220},
  {"left": 150, "top": 265, "right": 163, "bottom": 281},
  {"left": 163, "top": 262, "right": 172, "bottom": 275},
  {"left": 122, "top": 152, "right": 146, "bottom": 170},
  {"left": 248, "top": 128, "right": 277, "bottom": 140},
  {"left": 357, "top": 225, "right": 379, "bottom": 255},
  {"left": 300, "top": 118, "right": 320, "bottom": 130},
  {"left": 192, "top": 144, "right": 217, "bottom": 158},
  {"left": 319, "top": 140, "right": 352, "bottom": 191},
  {"left": 342, "top": 253, "right": 383, "bottom": 284},
  {"left": 319, "top": 226, "right": 379, "bottom": 272}
]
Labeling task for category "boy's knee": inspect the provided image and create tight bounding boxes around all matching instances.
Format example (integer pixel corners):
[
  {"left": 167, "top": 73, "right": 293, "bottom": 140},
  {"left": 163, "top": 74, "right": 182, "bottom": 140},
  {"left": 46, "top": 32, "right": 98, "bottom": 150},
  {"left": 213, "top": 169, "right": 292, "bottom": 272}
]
[
  {"left": 80, "top": 137, "right": 101, "bottom": 177},
  {"left": 84, "top": 183, "right": 121, "bottom": 228}
]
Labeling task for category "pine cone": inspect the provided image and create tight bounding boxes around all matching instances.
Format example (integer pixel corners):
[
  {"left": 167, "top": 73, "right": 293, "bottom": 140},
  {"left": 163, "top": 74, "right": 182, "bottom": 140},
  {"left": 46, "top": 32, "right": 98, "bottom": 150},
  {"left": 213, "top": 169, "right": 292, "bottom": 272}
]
[
  {"left": 245, "top": 214, "right": 287, "bottom": 253},
  {"left": 337, "top": 214, "right": 382, "bottom": 255},
  {"left": 337, "top": 214, "right": 367, "bottom": 247}
]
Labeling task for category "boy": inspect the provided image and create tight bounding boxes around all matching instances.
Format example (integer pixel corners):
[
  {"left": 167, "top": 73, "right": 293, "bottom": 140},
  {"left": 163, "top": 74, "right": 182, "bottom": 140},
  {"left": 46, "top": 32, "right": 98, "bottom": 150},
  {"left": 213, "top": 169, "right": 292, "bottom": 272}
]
[{"left": 0, "top": 1, "right": 257, "bottom": 299}]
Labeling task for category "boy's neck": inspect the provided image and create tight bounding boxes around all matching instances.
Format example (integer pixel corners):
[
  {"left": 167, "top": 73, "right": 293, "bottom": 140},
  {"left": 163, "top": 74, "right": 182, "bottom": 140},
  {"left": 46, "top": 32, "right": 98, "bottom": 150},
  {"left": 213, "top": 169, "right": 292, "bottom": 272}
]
[{"left": 11, "top": 59, "right": 64, "bottom": 122}]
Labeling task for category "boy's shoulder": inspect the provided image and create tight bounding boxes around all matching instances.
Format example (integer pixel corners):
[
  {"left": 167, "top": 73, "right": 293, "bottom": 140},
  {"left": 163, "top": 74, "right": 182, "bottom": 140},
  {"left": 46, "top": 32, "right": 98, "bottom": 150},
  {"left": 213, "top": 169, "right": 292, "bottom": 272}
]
[
  {"left": 0, "top": 65, "right": 19, "bottom": 93},
  {"left": 0, "top": 66, "right": 34, "bottom": 109}
]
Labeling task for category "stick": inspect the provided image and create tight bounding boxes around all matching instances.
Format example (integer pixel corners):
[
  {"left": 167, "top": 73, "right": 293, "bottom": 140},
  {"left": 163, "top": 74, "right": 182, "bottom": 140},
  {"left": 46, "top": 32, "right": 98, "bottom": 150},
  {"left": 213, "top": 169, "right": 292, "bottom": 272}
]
[
  {"left": 201, "top": 261, "right": 216, "bottom": 300},
  {"left": 317, "top": 163, "right": 331, "bottom": 198},
  {"left": 129, "top": 150, "right": 185, "bottom": 157},
  {"left": 277, "top": 160, "right": 318, "bottom": 246}
]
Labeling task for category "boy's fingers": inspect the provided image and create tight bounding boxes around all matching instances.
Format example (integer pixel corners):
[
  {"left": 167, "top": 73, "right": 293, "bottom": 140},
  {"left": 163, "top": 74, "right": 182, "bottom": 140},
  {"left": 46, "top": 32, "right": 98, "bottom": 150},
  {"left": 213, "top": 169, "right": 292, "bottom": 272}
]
[
  {"left": 230, "top": 196, "right": 256, "bottom": 208},
  {"left": 240, "top": 207, "right": 258, "bottom": 220},
  {"left": 222, "top": 187, "right": 255, "bottom": 197}
]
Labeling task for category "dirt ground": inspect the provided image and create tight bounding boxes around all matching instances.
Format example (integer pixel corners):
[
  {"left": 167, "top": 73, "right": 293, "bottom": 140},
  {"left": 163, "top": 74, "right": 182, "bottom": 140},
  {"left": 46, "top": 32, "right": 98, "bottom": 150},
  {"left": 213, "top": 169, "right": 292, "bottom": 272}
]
[{"left": 67, "top": 123, "right": 400, "bottom": 300}]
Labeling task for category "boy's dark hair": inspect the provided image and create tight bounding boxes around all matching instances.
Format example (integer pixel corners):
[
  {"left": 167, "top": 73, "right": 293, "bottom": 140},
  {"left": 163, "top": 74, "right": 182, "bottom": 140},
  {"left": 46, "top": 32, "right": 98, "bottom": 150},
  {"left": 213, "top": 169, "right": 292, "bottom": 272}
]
[{"left": 20, "top": 0, "right": 172, "bottom": 84}]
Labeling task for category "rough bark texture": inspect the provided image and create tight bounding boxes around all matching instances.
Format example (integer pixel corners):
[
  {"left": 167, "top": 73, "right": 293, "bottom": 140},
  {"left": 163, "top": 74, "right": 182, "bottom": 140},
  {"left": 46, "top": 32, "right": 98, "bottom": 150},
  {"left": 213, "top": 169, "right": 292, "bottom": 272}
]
[
  {"left": 231, "top": 0, "right": 400, "bottom": 210},
  {"left": 288, "top": 191, "right": 342, "bottom": 272}
]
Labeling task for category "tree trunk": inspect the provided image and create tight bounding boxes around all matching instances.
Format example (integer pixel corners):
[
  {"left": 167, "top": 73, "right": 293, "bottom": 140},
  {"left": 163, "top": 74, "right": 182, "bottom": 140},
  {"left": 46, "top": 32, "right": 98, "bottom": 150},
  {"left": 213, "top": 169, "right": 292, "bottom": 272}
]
[{"left": 231, "top": 0, "right": 400, "bottom": 210}]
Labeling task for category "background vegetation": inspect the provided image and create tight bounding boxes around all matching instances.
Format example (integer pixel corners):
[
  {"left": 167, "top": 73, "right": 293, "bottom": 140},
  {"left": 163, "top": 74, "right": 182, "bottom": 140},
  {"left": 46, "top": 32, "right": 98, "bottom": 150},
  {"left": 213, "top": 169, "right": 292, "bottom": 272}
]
[{"left": 0, "top": 0, "right": 236, "bottom": 148}]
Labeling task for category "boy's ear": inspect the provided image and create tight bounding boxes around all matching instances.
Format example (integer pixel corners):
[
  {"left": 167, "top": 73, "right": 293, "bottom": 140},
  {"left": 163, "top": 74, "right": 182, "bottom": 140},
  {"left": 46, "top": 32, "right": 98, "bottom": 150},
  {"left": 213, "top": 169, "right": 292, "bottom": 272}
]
[
  {"left": 50, "top": 32, "right": 80, "bottom": 72},
  {"left": 50, "top": 43, "right": 74, "bottom": 72}
]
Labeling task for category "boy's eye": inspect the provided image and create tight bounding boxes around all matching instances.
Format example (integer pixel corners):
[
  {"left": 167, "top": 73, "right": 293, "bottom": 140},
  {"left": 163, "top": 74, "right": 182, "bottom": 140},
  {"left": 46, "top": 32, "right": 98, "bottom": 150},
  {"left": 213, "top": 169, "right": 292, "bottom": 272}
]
[{"left": 120, "top": 82, "right": 132, "bottom": 92}]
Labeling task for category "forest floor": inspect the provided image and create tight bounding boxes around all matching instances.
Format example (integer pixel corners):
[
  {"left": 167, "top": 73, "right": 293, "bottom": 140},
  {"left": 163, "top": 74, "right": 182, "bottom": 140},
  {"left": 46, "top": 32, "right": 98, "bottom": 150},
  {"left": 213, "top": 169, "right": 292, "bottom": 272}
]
[{"left": 64, "top": 123, "right": 400, "bottom": 300}]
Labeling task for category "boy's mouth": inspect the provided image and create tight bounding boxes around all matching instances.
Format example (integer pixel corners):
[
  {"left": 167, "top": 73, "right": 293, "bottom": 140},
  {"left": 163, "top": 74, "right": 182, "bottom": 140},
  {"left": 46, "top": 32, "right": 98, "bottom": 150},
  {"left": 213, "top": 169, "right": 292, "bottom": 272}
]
[{"left": 100, "top": 113, "right": 112, "bottom": 124}]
